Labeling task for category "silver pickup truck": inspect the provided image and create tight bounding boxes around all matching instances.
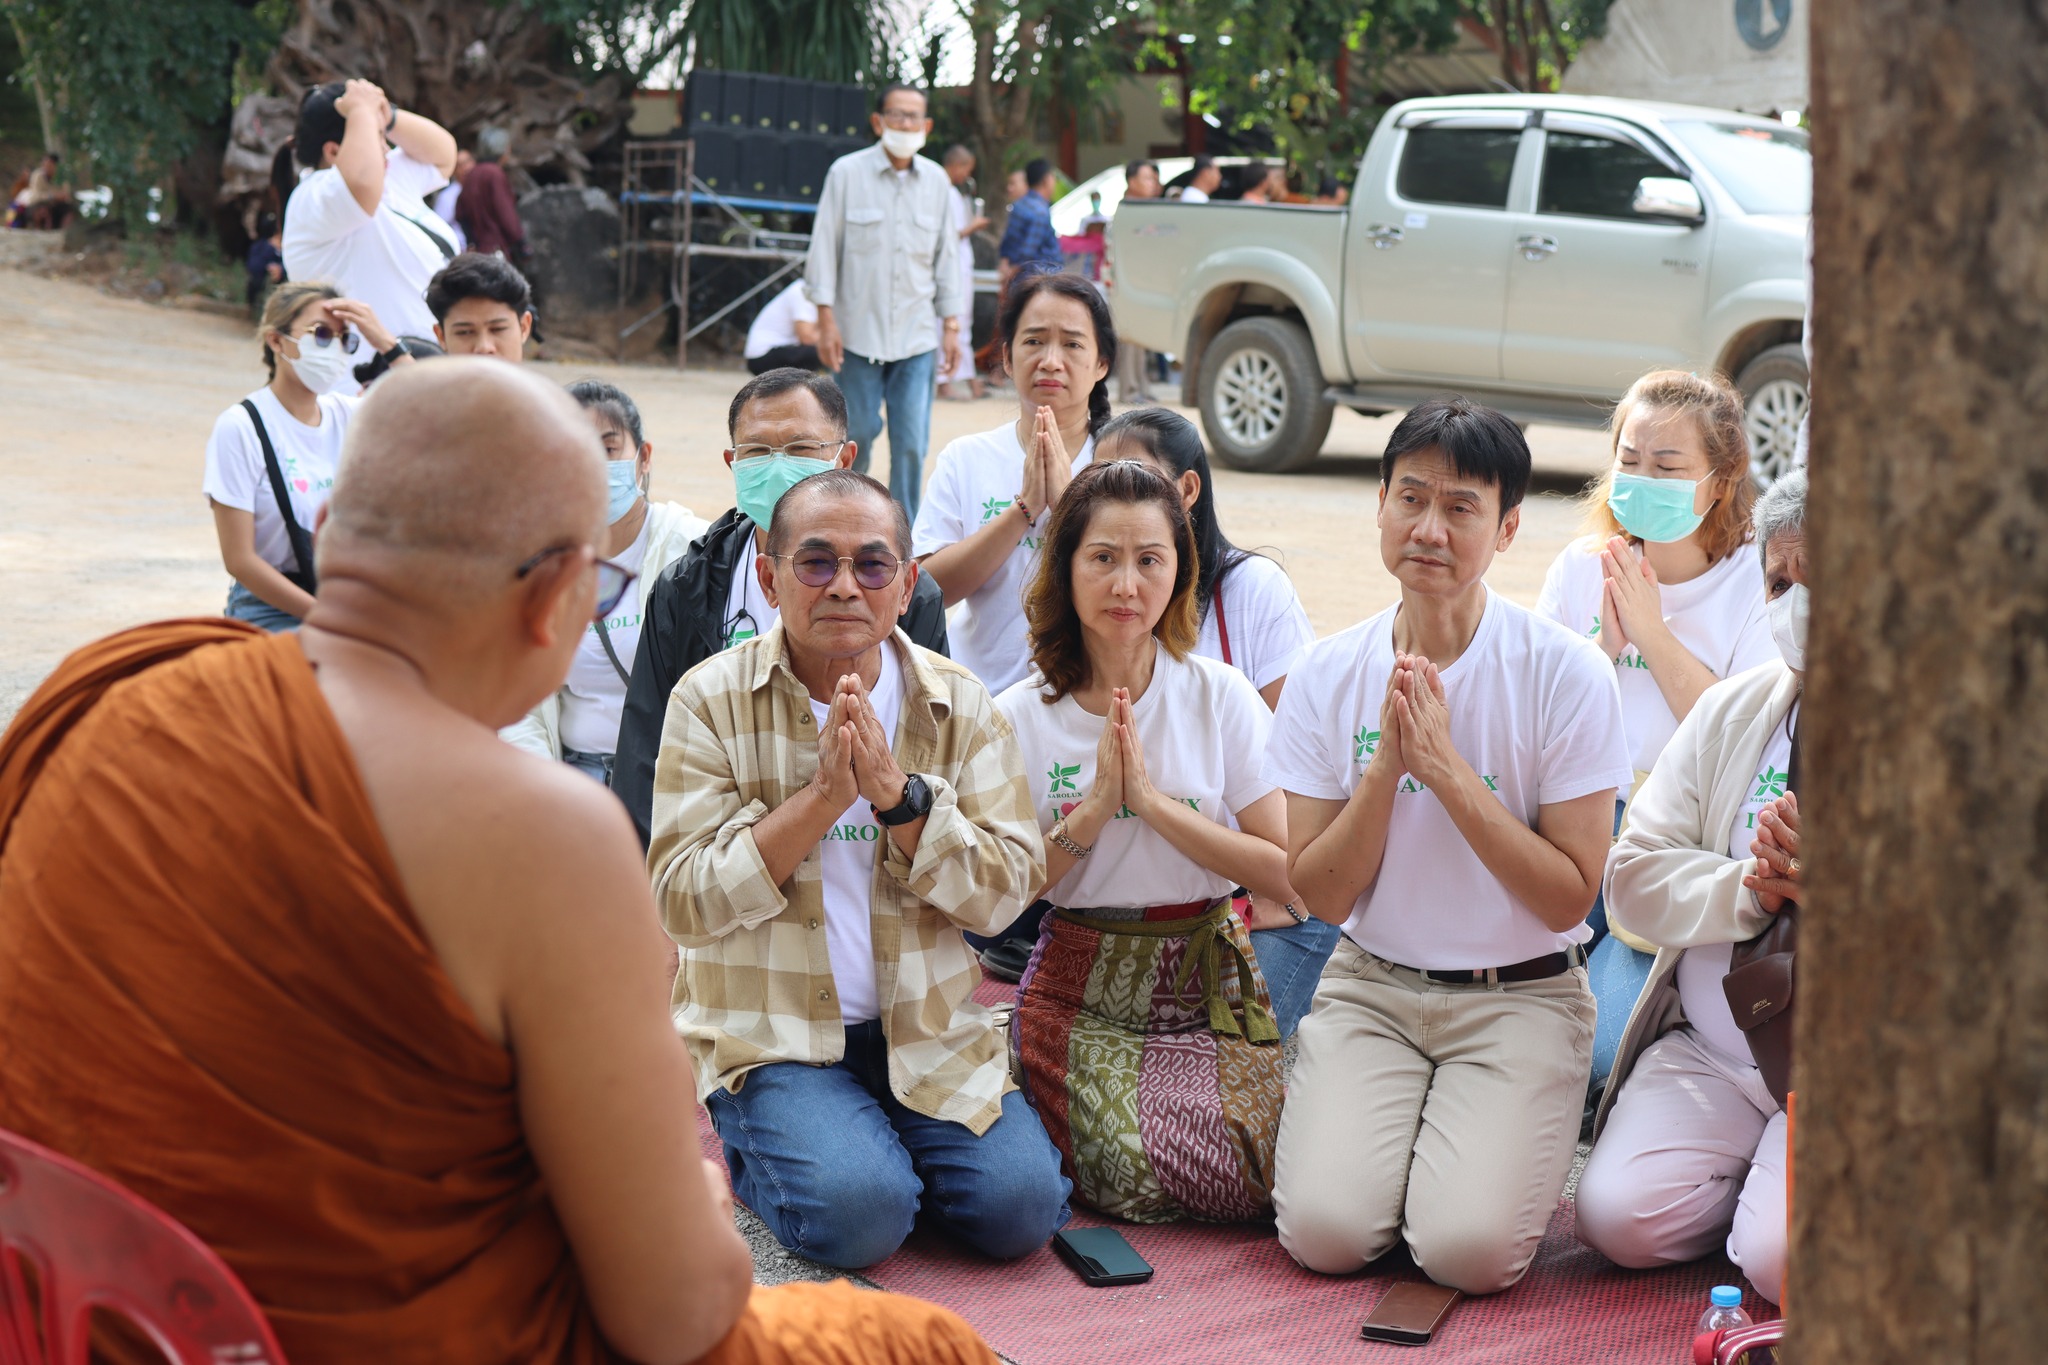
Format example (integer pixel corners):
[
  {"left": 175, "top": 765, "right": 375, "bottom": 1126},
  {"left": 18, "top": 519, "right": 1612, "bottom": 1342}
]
[{"left": 1110, "top": 95, "right": 1810, "bottom": 481}]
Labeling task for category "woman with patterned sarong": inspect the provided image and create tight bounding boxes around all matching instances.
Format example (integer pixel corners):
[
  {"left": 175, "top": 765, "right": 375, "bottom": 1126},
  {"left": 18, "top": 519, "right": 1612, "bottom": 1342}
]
[{"left": 995, "top": 459, "right": 1293, "bottom": 1224}]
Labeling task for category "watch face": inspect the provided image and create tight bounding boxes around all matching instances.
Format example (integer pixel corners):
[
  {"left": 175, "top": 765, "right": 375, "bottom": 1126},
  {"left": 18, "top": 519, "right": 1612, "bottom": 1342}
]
[{"left": 906, "top": 773, "right": 934, "bottom": 815}]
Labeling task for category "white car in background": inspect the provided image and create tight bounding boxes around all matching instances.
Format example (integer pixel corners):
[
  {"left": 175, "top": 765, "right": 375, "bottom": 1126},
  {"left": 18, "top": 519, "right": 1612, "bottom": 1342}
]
[
  {"left": 1051, "top": 157, "right": 1258, "bottom": 236},
  {"left": 1110, "top": 96, "right": 1811, "bottom": 482}
]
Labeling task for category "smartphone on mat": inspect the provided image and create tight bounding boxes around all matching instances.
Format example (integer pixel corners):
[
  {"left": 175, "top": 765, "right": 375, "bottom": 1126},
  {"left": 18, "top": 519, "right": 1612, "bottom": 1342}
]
[
  {"left": 1051, "top": 1227, "right": 1154, "bottom": 1286},
  {"left": 1360, "top": 1281, "right": 1461, "bottom": 1345}
]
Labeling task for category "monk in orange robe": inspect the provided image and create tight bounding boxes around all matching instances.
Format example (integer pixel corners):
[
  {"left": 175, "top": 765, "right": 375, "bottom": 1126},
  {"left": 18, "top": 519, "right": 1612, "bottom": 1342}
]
[{"left": 0, "top": 362, "right": 994, "bottom": 1365}]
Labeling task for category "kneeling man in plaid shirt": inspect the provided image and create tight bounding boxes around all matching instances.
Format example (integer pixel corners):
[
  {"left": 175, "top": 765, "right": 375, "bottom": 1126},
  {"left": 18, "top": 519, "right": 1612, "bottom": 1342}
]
[{"left": 650, "top": 467, "right": 1070, "bottom": 1269}]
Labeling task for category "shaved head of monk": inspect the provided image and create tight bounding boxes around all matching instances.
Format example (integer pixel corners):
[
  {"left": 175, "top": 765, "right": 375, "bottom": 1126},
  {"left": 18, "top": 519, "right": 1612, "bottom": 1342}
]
[{"left": 0, "top": 352, "right": 1003, "bottom": 1361}]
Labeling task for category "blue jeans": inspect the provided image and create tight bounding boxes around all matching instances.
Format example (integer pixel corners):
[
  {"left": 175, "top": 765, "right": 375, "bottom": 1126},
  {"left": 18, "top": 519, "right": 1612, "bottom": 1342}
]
[
  {"left": 560, "top": 747, "right": 614, "bottom": 784},
  {"left": 1588, "top": 935, "right": 1657, "bottom": 1088},
  {"left": 224, "top": 581, "right": 301, "bottom": 633},
  {"left": 1250, "top": 916, "right": 1342, "bottom": 1038},
  {"left": 835, "top": 348, "right": 937, "bottom": 521},
  {"left": 1583, "top": 797, "right": 1630, "bottom": 947},
  {"left": 706, "top": 1018, "right": 1071, "bottom": 1269}
]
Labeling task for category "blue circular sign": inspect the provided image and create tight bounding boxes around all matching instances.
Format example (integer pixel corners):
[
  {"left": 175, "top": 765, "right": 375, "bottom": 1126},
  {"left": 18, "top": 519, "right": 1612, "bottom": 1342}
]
[{"left": 1735, "top": 0, "right": 1793, "bottom": 51}]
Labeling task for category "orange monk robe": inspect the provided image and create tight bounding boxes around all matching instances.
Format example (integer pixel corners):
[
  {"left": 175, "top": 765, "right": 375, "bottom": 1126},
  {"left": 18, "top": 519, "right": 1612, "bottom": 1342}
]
[{"left": 0, "top": 623, "right": 992, "bottom": 1365}]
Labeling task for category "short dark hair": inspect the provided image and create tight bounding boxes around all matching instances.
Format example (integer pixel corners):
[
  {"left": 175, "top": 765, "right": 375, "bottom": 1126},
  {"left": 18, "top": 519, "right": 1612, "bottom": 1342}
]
[
  {"left": 1024, "top": 459, "right": 1199, "bottom": 701},
  {"left": 1191, "top": 154, "right": 1215, "bottom": 174},
  {"left": 942, "top": 144, "right": 976, "bottom": 167},
  {"left": 727, "top": 367, "right": 848, "bottom": 442},
  {"left": 766, "top": 468, "right": 910, "bottom": 558},
  {"left": 425, "top": 252, "right": 532, "bottom": 324},
  {"left": 1379, "top": 397, "right": 1531, "bottom": 519},
  {"left": 255, "top": 210, "right": 279, "bottom": 238},
  {"left": 42, "top": 150, "right": 59, "bottom": 166},
  {"left": 295, "top": 82, "right": 349, "bottom": 168},
  {"left": 1124, "top": 158, "right": 1157, "bottom": 181},
  {"left": 567, "top": 378, "right": 645, "bottom": 450},
  {"left": 875, "top": 82, "right": 926, "bottom": 114},
  {"left": 1024, "top": 158, "right": 1055, "bottom": 190},
  {"left": 997, "top": 272, "right": 1117, "bottom": 435}
]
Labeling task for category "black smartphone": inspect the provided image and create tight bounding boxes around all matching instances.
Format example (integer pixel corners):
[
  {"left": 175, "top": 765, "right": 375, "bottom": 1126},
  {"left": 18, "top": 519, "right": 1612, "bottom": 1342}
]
[
  {"left": 1360, "top": 1281, "right": 1462, "bottom": 1345},
  {"left": 1051, "top": 1227, "right": 1154, "bottom": 1286}
]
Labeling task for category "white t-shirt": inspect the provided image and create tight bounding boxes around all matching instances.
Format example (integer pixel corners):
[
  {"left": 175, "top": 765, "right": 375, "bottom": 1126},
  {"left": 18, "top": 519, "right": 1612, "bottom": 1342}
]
[
  {"left": 911, "top": 423, "right": 1094, "bottom": 695},
  {"left": 808, "top": 644, "right": 905, "bottom": 1024},
  {"left": 1179, "top": 186, "right": 1210, "bottom": 204},
  {"left": 1536, "top": 535, "right": 1775, "bottom": 777},
  {"left": 998, "top": 646, "right": 1274, "bottom": 908},
  {"left": 744, "top": 280, "right": 820, "bottom": 358},
  {"left": 430, "top": 181, "right": 468, "bottom": 252},
  {"left": 557, "top": 514, "right": 652, "bottom": 756},
  {"left": 721, "top": 547, "right": 778, "bottom": 649},
  {"left": 1195, "top": 555, "right": 1316, "bottom": 691},
  {"left": 202, "top": 387, "right": 358, "bottom": 575},
  {"left": 282, "top": 149, "right": 450, "bottom": 341},
  {"left": 1264, "top": 588, "right": 1633, "bottom": 969},
  {"left": 1679, "top": 698, "right": 1799, "bottom": 1065}
]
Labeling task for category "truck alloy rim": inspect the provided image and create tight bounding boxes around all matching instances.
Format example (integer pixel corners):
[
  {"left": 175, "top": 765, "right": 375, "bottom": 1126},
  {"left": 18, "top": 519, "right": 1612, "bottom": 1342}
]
[
  {"left": 1216, "top": 349, "right": 1286, "bottom": 448},
  {"left": 1744, "top": 378, "right": 1808, "bottom": 486}
]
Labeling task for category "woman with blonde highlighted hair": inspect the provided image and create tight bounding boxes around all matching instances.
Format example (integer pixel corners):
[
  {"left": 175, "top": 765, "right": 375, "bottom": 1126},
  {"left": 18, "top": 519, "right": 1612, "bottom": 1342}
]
[
  {"left": 995, "top": 459, "right": 1291, "bottom": 1223},
  {"left": 1534, "top": 368, "right": 1778, "bottom": 1108}
]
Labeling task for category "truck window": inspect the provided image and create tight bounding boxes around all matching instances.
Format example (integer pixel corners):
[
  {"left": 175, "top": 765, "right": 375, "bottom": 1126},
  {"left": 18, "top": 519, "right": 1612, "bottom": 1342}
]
[
  {"left": 1395, "top": 127, "right": 1520, "bottom": 209},
  {"left": 1537, "top": 132, "right": 1676, "bottom": 220}
]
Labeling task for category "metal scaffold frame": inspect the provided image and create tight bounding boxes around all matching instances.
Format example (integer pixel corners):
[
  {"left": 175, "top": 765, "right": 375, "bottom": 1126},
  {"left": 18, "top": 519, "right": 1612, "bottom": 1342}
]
[{"left": 616, "top": 139, "right": 816, "bottom": 368}]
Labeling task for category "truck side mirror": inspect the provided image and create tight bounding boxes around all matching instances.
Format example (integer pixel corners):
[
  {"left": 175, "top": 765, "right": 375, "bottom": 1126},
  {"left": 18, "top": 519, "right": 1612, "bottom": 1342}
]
[{"left": 1633, "top": 176, "right": 1705, "bottom": 224}]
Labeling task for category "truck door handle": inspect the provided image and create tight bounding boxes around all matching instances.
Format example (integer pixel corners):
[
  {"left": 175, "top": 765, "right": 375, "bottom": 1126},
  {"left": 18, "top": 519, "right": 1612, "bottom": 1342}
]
[
  {"left": 1364, "top": 224, "right": 1404, "bottom": 249},
  {"left": 1516, "top": 233, "right": 1558, "bottom": 261}
]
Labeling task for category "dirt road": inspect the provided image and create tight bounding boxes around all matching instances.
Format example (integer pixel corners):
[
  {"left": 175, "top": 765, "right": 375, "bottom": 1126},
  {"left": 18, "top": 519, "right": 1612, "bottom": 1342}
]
[{"left": 0, "top": 263, "right": 1610, "bottom": 728}]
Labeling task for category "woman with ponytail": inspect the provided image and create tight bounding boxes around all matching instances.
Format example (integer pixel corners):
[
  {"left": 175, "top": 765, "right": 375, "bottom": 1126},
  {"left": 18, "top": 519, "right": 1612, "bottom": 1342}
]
[{"left": 912, "top": 271, "right": 1114, "bottom": 696}]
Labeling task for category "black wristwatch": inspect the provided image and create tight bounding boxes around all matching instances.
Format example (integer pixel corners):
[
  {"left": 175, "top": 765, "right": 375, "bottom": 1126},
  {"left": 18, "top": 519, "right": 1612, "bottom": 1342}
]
[
  {"left": 873, "top": 774, "right": 934, "bottom": 827},
  {"left": 377, "top": 339, "right": 409, "bottom": 365}
]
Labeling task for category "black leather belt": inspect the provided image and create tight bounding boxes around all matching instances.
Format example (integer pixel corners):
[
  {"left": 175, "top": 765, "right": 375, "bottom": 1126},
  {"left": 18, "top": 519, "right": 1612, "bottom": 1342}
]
[{"left": 1396, "top": 945, "right": 1585, "bottom": 985}]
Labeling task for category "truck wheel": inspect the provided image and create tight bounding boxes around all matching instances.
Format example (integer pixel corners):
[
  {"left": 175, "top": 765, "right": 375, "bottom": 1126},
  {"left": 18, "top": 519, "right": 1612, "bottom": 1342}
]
[
  {"left": 1736, "top": 343, "right": 1809, "bottom": 488},
  {"left": 1197, "top": 317, "right": 1334, "bottom": 473}
]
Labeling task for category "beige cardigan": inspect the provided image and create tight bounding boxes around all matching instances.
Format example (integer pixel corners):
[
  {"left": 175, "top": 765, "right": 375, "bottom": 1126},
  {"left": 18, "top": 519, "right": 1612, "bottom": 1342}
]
[{"left": 1591, "top": 659, "right": 1802, "bottom": 1138}]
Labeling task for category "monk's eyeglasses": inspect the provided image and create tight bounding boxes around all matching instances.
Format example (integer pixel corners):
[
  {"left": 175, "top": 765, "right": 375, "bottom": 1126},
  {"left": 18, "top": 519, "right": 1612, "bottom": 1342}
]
[{"left": 515, "top": 545, "right": 638, "bottom": 621}]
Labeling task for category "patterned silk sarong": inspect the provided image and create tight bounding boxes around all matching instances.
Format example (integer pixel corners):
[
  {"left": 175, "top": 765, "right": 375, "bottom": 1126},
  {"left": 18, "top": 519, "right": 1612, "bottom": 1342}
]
[{"left": 1013, "top": 897, "right": 1283, "bottom": 1223}]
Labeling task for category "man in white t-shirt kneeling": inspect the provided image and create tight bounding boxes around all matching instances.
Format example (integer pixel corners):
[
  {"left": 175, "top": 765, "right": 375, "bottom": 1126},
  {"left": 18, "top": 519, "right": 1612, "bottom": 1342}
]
[
  {"left": 1265, "top": 398, "right": 1631, "bottom": 1295},
  {"left": 282, "top": 79, "right": 458, "bottom": 344},
  {"left": 744, "top": 280, "right": 822, "bottom": 375}
]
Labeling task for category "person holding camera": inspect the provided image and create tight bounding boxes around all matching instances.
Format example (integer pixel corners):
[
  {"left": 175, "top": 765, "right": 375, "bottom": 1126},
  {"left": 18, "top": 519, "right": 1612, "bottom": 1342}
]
[{"left": 281, "top": 78, "right": 458, "bottom": 345}]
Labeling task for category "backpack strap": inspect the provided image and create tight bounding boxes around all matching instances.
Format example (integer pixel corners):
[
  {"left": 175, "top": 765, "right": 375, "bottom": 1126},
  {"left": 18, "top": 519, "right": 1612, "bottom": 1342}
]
[
  {"left": 593, "top": 612, "right": 632, "bottom": 686},
  {"left": 240, "top": 398, "right": 318, "bottom": 593}
]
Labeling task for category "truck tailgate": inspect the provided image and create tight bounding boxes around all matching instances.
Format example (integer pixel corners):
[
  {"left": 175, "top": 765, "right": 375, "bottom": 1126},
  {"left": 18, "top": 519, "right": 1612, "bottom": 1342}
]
[{"left": 1109, "top": 201, "right": 1350, "bottom": 355}]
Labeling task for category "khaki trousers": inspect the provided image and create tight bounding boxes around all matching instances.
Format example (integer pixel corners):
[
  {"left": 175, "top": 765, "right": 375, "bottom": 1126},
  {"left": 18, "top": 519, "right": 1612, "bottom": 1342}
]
[{"left": 1272, "top": 937, "right": 1594, "bottom": 1294}]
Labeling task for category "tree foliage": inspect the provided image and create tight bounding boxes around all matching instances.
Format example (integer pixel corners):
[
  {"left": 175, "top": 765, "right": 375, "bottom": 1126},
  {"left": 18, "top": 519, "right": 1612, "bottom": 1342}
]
[{"left": 2, "top": 0, "right": 273, "bottom": 224}]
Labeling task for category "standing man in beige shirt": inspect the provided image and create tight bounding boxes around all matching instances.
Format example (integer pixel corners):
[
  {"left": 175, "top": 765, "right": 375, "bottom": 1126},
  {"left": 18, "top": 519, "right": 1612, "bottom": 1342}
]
[{"left": 805, "top": 84, "right": 963, "bottom": 520}]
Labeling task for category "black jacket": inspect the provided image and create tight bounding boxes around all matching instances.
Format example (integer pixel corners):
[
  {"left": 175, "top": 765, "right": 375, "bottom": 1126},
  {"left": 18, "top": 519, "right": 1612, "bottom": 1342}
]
[{"left": 610, "top": 507, "right": 951, "bottom": 847}]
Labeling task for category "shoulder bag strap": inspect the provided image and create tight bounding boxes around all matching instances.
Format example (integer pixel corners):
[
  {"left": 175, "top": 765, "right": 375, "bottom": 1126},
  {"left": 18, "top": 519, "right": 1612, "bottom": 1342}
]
[
  {"left": 240, "top": 399, "right": 317, "bottom": 591},
  {"left": 592, "top": 613, "right": 633, "bottom": 686},
  {"left": 1213, "top": 587, "right": 1233, "bottom": 667},
  {"left": 392, "top": 204, "right": 457, "bottom": 261}
]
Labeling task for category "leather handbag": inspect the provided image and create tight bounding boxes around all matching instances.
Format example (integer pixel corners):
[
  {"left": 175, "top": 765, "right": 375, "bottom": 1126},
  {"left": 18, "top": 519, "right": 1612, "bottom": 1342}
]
[{"left": 1722, "top": 712, "right": 1800, "bottom": 1106}]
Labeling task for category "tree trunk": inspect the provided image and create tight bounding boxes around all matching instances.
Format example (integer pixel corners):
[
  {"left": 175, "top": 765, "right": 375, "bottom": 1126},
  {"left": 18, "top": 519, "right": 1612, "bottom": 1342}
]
[
  {"left": 1796, "top": 3, "right": 2048, "bottom": 1361},
  {"left": 6, "top": 8, "right": 61, "bottom": 157},
  {"left": 265, "top": 0, "right": 629, "bottom": 183}
]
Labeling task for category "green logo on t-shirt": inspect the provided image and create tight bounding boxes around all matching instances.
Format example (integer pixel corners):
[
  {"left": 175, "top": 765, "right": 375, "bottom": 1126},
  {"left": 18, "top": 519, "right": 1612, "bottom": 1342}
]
[
  {"left": 981, "top": 495, "right": 1013, "bottom": 522},
  {"left": 1047, "top": 761, "right": 1081, "bottom": 796},
  {"left": 826, "top": 823, "right": 880, "bottom": 841},
  {"left": 1752, "top": 764, "right": 1789, "bottom": 802},
  {"left": 725, "top": 624, "right": 757, "bottom": 649},
  {"left": 1354, "top": 726, "right": 1380, "bottom": 763}
]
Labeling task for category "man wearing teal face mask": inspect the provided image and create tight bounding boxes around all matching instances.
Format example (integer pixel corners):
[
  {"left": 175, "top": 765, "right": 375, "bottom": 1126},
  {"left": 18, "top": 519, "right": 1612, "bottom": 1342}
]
[{"left": 610, "top": 369, "right": 952, "bottom": 847}]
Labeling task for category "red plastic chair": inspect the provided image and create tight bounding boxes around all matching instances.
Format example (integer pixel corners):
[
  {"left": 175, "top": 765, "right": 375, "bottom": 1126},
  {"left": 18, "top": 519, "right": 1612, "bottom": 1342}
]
[
  {"left": 0, "top": 1128, "right": 287, "bottom": 1365},
  {"left": 1694, "top": 1320, "right": 1785, "bottom": 1365}
]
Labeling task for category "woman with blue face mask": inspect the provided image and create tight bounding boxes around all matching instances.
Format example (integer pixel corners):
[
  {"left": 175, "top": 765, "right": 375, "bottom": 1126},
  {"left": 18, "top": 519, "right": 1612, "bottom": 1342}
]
[
  {"left": 500, "top": 380, "right": 707, "bottom": 784},
  {"left": 1533, "top": 369, "right": 1779, "bottom": 1118}
]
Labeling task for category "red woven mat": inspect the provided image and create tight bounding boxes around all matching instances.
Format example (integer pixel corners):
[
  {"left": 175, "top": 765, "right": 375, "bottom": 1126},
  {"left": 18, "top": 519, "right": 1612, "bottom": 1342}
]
[{"left": 699, "top": 977, "right": 1776, "bottom": 1363}]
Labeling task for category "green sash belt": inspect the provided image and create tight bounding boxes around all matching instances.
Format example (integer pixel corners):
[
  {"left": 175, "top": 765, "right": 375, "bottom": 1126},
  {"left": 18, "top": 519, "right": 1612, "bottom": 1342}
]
[{"left": 1053, "top": 899, "right": 1280, "bottom": 1044}]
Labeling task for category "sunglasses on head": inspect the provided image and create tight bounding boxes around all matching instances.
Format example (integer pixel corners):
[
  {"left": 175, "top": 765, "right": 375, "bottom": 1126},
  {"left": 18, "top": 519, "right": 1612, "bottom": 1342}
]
[{"left": 771, "top": 550, "right": 905, "bottom": 590}]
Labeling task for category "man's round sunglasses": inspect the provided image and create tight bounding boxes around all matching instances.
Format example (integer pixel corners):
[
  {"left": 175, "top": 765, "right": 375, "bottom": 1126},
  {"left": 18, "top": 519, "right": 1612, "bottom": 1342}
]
[
  {"left": 770, "top": 550, "right": 905, "bottom": 590},
  {"left": 516, "top": 545, "right": 638, "bottom": 620}
]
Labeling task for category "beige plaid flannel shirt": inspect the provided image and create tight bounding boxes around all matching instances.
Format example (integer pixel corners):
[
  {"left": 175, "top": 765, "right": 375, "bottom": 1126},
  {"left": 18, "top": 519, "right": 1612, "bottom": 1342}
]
[{"left": 650, "top": 625, "right": 1044, "bottom": 1135}]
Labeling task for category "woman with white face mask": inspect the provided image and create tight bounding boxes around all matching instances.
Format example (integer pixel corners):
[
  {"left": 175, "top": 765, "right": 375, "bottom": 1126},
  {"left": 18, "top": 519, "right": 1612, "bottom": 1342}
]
[
  {"left": 500, "top": 380, "right": 707, "bottom": 784},
  {"left": 1534, "top": 369, "right": 1778, "bottom": 1108},
  {"left": 202, "top": 281, "right": 408, "bottom": 630},
  {"left": 1574, "top": 469, "right": 1810, "bottom": 1307}
]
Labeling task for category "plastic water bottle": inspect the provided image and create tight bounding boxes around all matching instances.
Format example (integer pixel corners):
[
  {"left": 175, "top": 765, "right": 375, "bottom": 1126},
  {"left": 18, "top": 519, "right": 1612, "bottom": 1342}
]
[{"left": 1693, "top": 1286, "right": 1753, "bottom": 1362}]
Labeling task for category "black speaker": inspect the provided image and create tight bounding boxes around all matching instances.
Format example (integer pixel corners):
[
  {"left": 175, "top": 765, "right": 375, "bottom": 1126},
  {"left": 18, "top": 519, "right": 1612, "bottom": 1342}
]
[
  {"left": 735, "top": 129, "right": 786, "bottom": 199},
  {"left": 784, "top": 135, "right": 837, "bottom": 201},
  {"left": 720, "top": 72, "right": 754, "bottom": 126},
  {"left": 683, "top": 70, "right": 727, "bottom": 128},
  {"left": 835, "top": 86, "right": 868, "bottom": 139},
  {"left": 691, "top": 127, "right": 738, "bottom": 193},
  {"left": 748, "top": 75, "right": 787, "bottom": 131},
  {"left": 800, "top": 81, "right": 836, "bottom": 136}
]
